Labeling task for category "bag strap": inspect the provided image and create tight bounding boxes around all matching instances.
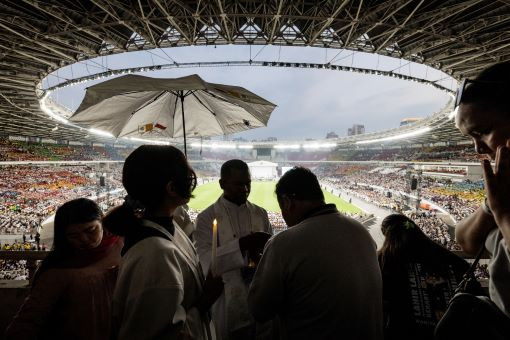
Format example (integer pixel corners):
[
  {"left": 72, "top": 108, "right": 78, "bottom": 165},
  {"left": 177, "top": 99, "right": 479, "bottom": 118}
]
[
  {"left": 456, "top": 245, "right": 485, "bottom": 294},
  {"left": 469, "top": 246, "right": 486, "bottom": 273}
]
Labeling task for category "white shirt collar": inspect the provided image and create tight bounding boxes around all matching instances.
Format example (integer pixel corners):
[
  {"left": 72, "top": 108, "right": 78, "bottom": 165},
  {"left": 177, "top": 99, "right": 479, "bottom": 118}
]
[{"left": 220, "top": 194, "right": 247, "bottom": 209}]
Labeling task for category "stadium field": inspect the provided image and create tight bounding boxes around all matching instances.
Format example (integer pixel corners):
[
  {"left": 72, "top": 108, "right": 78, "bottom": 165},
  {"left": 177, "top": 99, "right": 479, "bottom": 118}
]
[{"left": 189, "top": 181, "right": 362, "bottom": 214}]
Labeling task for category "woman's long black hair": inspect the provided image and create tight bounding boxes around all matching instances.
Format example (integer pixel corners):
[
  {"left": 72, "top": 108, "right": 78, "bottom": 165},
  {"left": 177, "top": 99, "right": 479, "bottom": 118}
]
[
  {"left": 378, "top": 214, "right": 439, "bottom": 270},
  {"left": 32, "top": 198, "right": 102, "bottom": 286}
]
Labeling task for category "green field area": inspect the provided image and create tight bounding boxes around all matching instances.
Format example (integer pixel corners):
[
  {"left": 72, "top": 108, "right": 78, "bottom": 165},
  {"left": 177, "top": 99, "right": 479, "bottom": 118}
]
[{"left": 189, "top": 181, "right": 361, "bottom": 213}]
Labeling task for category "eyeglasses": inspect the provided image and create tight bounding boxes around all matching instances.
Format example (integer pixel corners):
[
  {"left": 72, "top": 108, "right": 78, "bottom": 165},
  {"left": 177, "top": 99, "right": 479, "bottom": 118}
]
[
  {"left": 455, "top": 78, "right": 508, "bottom": 108},
  {"left": 455, "top": 79, "right": 470, "bottom": 108}
]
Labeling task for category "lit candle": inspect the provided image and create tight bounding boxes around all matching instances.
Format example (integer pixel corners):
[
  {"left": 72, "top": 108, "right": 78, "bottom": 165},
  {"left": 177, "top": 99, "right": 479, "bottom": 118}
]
[{"left": 211, "top": 218, "right": 218, "bottom": 276}]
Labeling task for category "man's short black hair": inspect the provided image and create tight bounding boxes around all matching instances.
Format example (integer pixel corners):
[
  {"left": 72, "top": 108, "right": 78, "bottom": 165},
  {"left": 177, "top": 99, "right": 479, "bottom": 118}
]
[
  {"left": 275, "top": 167, "right": 324, "bottom": 201},
  {"left": 221, "top": 159, "right": 249, "bottom": 179},
  {"left": 461, "top": 61, "right": 510, "bottom": 113}
]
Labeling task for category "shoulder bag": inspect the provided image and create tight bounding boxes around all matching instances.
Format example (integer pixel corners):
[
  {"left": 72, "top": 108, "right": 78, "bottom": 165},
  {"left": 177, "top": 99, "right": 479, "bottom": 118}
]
[{"left": 434, "top": 246, "right": 510, "bottom": 340}]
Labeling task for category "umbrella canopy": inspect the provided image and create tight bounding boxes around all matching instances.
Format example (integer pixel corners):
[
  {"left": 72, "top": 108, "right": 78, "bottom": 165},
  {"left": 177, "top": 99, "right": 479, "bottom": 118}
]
[{"left": 70, "top": 74, "right": 276, "bottom": 154}]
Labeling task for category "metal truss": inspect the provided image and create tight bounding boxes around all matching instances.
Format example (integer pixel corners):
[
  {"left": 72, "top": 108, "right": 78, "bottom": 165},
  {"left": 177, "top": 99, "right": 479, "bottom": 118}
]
[
  {"left": 44, "top": 60, "right": 456, "bottom": 94},
  {"left": 1, "top": 0, "right": 510, "bottom": 144}
]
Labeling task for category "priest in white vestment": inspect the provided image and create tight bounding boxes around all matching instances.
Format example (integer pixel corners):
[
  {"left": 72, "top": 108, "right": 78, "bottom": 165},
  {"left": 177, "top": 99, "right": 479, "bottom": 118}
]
[{"left": 195, "top": 160, "right": 272, "bottom": 340}]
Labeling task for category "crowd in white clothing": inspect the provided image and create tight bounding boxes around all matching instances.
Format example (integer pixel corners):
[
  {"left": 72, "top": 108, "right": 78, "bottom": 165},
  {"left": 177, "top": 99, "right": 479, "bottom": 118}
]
[{"left": 0, "top": 260, "right": 28, "bottom": 280}]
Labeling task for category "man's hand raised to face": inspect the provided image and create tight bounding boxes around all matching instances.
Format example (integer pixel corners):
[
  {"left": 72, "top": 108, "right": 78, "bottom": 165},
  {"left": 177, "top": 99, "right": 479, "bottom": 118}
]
[{"left": 482, "top": 139, "right": 510, "bottom": 224}]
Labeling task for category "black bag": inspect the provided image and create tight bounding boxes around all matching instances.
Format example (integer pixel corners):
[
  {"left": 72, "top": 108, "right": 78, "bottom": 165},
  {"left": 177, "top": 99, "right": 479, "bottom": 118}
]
[{"left": 434, "top": 246, "right": 510, "bottom": 340}]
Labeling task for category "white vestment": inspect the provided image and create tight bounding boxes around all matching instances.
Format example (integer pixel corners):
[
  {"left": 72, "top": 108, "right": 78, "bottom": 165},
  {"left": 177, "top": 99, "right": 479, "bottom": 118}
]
[
  {"left": 112, "top": 220, "right": 215, "bottom": 340},
  {"left": 195, "top": 195, "right": 272, "bottom": 339}
]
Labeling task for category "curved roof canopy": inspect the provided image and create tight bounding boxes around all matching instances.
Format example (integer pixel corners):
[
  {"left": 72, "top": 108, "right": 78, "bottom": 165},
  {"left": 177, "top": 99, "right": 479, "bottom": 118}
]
[{"left": 1, "top": 0, "right": 509, "bottom": 143}]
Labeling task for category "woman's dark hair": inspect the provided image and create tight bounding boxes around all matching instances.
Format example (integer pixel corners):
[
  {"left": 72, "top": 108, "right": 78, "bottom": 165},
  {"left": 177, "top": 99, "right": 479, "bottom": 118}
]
[
  {"left": 33, "top": 198, "right": 102, "bottom": 285},
  {"left": 378, "top": 214, "right": 436, "bottom": 269},
  {"left": 461, "top": 61, "right": 510, "bottom": 113},
  {"left": 103, "top": 145, "right": 196, "bottom": 236},
  {"left": 275, "top": 166, "right": 324, "bottom": 201}
]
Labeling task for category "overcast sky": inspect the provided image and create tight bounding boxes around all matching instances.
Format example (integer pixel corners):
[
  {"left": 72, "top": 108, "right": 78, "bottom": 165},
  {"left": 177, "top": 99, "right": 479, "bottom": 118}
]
[{"left": 49, "top": 45, "right": 453, "bottom": 140}]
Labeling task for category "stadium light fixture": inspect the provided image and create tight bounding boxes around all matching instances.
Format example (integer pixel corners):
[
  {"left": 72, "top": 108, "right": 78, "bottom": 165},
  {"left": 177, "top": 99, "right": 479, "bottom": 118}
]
[
  {"left": 355, "top": 127, "right": 432, "bottom": 144},
  {"left": 89, "top": 128, "right": 115, "bottom": 138},
  {"left": 40, "top": 94, "right": 69, "bottom": 124},
  {"left": 189, "top": 143, "right": 235, "bottom": 149},
  {"left": 210, "top": 144, "right": 236, "bottom": 149},
  {"left": 273, "top": 144, "right": 300, "bottom": 149},
  {"left": 125, "top": 137, "right": 170, "bottom": 145},
  {"left": 302, "top": 143, "right": 337, "bottom": 149}
]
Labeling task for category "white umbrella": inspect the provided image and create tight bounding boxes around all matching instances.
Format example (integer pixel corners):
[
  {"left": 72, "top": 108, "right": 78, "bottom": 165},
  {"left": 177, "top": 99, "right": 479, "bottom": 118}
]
[{"left": 70, "top": 74, "right": 276, "bottom": 155}]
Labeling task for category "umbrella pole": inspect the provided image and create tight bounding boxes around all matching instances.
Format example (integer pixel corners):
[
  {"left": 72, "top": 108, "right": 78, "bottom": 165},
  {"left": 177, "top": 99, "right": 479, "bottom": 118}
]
[{"left": 180, "top": 92, "right": 187, "bottom": 157}]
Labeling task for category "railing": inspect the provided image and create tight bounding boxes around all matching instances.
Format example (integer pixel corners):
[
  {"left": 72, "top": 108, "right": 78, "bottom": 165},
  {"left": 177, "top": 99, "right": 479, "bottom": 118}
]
[
  {"left": 0, "top": 250, "right": 489, "bottom": 286},
  {"left": 0, "top": 251, "right": 49, "bottom": 285}
]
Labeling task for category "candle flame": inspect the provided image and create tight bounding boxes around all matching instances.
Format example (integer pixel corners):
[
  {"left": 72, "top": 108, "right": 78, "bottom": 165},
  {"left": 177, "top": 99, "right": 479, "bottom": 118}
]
[{"left": 213, "top": 218, "right": 217, "bottom": 226}]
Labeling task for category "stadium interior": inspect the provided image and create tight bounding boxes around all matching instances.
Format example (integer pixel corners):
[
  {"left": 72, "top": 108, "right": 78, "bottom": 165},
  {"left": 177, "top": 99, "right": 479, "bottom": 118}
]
[{"left": 1, "top": 0, "right": 509, "bottom": 336}]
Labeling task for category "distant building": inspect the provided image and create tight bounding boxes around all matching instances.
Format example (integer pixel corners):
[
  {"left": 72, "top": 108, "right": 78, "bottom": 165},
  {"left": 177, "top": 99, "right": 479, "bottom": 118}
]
[
  {"left": 400, "top": 118, "right": 423, "bottom": 126},
  {"left": 326, "top": 131, "right": 338, "bottom": 139},
  {"left": 347, "top": 124, "right": 365, "bottom": 136}
]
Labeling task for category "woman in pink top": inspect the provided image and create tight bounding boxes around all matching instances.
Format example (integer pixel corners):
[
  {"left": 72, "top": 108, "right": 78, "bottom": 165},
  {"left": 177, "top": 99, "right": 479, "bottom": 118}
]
[{"left": 5, "top": 198, "right": 122, "bottom": 339}]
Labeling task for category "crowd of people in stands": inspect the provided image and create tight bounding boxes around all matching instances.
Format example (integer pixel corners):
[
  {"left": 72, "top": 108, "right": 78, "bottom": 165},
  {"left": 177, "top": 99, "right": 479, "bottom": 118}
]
[
  {"left": 0, "top": 137, "right": 132, "bottom": 162},
  {"left": 0, "top": 156, "right": 484, "bottom": 266},
  {"left": 0, "top": 164, "right": 124, "bottom": 235},
  {"left": 317, "top": 164, "right": 482, "bottom": 220},
  {"left": 316, "top": 164, "right": 486, "bottom": 251},
  {"left": 410, "top": 213, "right": 457, "bottom": 250},
  {"left": 333, "top": 144, "right": 482, "bottom": 162},
  {"left": 188, "top": 207, "right": 288, "bottom": 234},
  {"left": 0, "top": 155, "right": 483, "bottom": 250},
  {"left": 0, "top": 260, "right": 28, "bottom": 280},
  {"left": 1, "top": 135, "right": 484, "bottom": 164},
  {"left": 0, "top": 239, "right": 46, "bottom": 281},
  {"left": 1, "top": 241, "right": 43, "bottom": 251}
]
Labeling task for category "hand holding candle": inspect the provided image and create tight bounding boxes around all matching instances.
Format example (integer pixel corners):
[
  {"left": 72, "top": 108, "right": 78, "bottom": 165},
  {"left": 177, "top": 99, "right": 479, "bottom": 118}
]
[{"left": 211, "top": 218, "right": 218, "bottom": 276}]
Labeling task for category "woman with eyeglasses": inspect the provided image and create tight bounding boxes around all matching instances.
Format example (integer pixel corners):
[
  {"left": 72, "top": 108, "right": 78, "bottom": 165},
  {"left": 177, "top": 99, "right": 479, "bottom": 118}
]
[
  {"left": 104, "top": 145, "right": 223, "bottom": 340},
  {"left": 455, "top": 61, "right": 510, "bottom": 319}
]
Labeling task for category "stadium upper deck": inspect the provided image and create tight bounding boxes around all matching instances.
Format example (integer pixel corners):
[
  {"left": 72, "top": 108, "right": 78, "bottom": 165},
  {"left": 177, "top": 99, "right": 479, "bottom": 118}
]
[
  {"left": 0, "top": 136, "right": 479, "bottom": 164},
  {"left": 1, "top": 1, "right": 509, "bottom": 147}
]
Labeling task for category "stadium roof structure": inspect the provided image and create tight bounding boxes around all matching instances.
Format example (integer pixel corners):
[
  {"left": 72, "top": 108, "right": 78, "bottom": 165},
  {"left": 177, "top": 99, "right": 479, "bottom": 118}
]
[{"left": 1, "top": 0, "right": 510, "bottom": 145}]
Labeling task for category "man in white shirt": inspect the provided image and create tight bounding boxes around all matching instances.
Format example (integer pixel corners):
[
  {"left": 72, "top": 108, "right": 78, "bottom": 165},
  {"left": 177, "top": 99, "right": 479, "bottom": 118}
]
[
  {"left": 248, "top": 167, "right": 383, "bottom": 340},
  {"left": 195, "top": 159, "right": 272, "bottom": 340}
]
